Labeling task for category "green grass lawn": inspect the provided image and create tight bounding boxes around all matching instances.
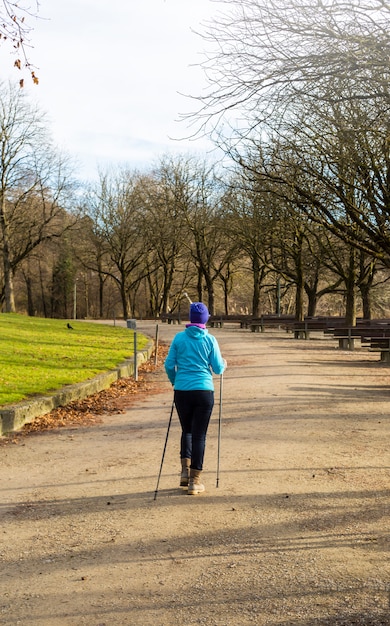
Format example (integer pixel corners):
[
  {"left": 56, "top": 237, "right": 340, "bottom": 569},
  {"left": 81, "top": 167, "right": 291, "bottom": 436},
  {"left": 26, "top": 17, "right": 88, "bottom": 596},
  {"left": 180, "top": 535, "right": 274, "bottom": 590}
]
[{"left": 0, "top": 314, "right": 149, "bottom": 406}]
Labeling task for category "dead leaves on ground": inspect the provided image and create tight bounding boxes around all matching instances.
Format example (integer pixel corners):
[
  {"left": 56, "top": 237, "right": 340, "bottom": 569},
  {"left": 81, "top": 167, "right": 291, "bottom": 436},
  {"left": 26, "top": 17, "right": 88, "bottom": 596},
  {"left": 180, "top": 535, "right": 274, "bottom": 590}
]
[{"left": 1, "top": 343, "right": 169, "bottom": 445}]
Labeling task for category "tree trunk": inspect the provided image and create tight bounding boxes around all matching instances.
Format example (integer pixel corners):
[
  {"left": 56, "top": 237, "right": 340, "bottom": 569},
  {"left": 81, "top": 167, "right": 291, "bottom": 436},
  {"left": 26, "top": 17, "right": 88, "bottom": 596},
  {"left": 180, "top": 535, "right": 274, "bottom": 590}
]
[
  {"left": 99, "top": 274, "right": 104, "bottom": 318},
  {"left": 344, "top": 282, "right": 356, "bottom": 326},
  {"left": 39, "top": 261, "right": 48, "bottom": 318},
  {"left": 252, "top": 256, "right": 261, "bottom": 317},
  {"left": 26, "top": 274, "right": 34, "bottom": 316},
  {"left": 3, "top": 263, "right": 16, "bottom": 312},
  {"left": 120, "top": 282, "right": 129, "bottom": 319},
  {"left": 360, "top": 284, "right": 372, "bottom": 320},
  {"left": 222, "top": 275, "right": 230, "bottom": 315},
  {"left": 204, "top": 275, "right": 215, "bottom": 315},
  {"left": 197, "top": 268, "right": 203, "bottom": 302},
  {"left": 161, "top": 263, "right": 175, "bottom": 315},
  {"left": 0, "top": 196, "right": 16, "bottom": 312},
  {"left": 305, "top": 285, "right": 319, "bottom": 317},
  {"left": 295, "top": 281, "right": 305, "bottom": 321},
  {"left": 358, "top": 251, "right": 375, "bottom": 321},
  {"left": 344, "top": 247, "right": 357, "bottom": 326},
  {"left": 294, "top": 247, "right": 305, "bottom": 321}
]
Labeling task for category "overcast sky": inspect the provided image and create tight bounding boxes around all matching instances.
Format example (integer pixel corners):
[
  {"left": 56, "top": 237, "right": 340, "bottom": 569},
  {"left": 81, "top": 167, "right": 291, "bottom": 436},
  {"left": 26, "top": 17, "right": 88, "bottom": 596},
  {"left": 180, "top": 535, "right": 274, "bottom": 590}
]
[{"left": 0, "top": 0, "right": 222, "bottom": 181}]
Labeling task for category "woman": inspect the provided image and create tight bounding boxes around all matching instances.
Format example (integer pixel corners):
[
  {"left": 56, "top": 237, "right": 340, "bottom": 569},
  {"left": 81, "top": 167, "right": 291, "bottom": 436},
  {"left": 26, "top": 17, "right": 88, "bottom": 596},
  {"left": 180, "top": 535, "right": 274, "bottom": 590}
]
[{"left": 164, "top": 302, "right": 226, "bottom": 495}]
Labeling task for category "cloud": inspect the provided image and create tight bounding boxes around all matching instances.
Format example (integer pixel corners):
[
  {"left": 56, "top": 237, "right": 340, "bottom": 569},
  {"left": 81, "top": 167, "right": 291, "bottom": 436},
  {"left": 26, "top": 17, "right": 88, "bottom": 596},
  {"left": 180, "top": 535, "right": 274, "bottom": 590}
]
[{"left": 0, "top": 0, "right": 220, "bottom": 180}]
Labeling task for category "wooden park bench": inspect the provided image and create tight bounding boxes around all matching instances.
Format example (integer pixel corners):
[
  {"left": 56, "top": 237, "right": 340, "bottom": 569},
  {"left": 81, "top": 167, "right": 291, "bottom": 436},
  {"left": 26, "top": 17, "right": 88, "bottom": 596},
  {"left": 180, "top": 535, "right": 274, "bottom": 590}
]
[
  {"left": 207, "top": 314, "right": 252, "bottom": 328},
  {"left": 326, "top": 326, "right": 374, "bottom": 350},
  {"left": 160, "top": 313, "right": 182, "bottom": 324},
  {"left": 250, "top": 314, "right": 296, "bottom": 333},
  {"left": 367, "top": 336, "right": 390, "bottom": 363},
  {"left": 161, "top": 312, "right": 252, "bottom": 328},
  {"left": 293, "top": 316, "right": 348, "bottom": 340},
  {"left": 325, "top": 320, "right": 390, "bottom": 350}
]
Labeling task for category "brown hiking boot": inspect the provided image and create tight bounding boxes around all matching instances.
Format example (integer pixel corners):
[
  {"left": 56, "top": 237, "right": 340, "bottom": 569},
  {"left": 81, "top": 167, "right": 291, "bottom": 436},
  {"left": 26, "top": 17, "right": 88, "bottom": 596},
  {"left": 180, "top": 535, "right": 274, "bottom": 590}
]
[
  {"left": 180, "top": 458, "right": 191, "bottom": 487},
  {"left": 188, "top": 469, "right": 205, "bottom": 495}
]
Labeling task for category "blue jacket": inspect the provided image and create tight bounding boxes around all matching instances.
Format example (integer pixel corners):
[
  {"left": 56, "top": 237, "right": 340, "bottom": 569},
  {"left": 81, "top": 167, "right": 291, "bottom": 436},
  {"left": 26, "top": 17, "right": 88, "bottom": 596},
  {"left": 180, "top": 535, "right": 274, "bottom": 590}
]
[{"left": 164, "top": 325, "right": 226, "bottom": 391}]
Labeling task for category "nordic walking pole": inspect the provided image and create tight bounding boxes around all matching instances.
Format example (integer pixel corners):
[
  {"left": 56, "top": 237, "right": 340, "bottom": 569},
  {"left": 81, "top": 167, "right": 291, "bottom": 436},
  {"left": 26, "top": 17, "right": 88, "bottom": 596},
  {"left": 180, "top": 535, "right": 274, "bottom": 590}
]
[
  {"left": 216, "top": 372, "right": 223, "bottom": 488},
  {"left": 154, "top": 399, "right": 175, "bottom": 501}
]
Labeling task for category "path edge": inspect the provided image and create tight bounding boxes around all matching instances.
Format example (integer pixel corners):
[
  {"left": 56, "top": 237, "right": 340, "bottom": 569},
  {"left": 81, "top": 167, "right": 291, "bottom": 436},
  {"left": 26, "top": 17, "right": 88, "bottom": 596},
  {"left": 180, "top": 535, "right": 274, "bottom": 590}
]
[{"left": 0, "top": 340, "right": 154, "bottom": 436}]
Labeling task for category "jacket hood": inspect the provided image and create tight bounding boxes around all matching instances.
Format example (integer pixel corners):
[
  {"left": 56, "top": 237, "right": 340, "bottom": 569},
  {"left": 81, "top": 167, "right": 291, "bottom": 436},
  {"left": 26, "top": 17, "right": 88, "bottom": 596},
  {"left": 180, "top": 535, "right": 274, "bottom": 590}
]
[{"left": 185, "top": 325, "right": 208, "bottom": 340}]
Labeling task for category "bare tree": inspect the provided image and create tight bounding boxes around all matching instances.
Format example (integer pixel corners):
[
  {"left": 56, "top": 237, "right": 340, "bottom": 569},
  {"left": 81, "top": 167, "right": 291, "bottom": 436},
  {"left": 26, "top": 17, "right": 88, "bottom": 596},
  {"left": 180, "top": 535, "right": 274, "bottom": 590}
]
[
  {"left": 175, "top": 157, "right": 237, "bottom": 315},
  {"left": 139, "top": 157, "right": 191, "bottom": 316},
  {"left": 190, "top": 0, "right": 390, "bottom": 265},
  {"left": 222, "top": 169, "right": 276, "bottom": 316},
  {"left": 83, "top": 168, "right": 152, "bottom": 320},
  {"left": 0, "top": 82, "right": 76, "bottom": 312},
  {"left": 140, "top": 155, "right": 237, "bottom": 316},
  {"left": 192, "top": 0, "right": 390, "bottom": 134}
]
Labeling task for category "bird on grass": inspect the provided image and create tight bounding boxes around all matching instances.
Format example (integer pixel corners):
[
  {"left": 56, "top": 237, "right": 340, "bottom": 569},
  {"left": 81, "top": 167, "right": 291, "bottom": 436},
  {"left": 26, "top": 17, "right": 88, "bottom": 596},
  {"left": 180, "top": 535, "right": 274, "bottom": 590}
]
[{"left": 67, "top": 323, "right": 74, "bottom": 329}]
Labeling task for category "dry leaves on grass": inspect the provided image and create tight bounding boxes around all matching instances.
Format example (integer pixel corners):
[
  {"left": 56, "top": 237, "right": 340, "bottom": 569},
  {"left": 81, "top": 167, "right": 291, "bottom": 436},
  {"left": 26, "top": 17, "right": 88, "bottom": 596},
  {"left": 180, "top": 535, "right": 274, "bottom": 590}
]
[{"left": 1, "top": 343, "right": 169, "bottom": 444}]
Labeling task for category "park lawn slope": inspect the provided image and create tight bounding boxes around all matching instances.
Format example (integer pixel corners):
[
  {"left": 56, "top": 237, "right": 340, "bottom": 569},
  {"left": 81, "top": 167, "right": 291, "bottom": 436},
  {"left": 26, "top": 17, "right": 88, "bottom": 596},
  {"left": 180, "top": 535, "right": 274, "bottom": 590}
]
[{"left": 0, "top": 315, "right": 148, "bottom": 406}]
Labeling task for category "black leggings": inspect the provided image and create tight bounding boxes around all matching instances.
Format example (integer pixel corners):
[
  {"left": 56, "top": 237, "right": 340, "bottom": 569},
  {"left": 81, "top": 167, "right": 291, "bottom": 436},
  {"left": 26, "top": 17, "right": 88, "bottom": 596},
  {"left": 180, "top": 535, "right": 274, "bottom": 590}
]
[{"left": 174, "top": 390, "right": 214, "bottom": 471}]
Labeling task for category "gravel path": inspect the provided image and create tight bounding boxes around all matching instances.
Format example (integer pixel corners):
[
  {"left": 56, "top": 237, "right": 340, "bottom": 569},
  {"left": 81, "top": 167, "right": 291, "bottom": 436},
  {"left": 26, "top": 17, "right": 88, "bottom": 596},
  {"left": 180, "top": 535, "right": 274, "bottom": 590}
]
[{"left": 1, "top": 321, "right": 390, "bottom": 625}]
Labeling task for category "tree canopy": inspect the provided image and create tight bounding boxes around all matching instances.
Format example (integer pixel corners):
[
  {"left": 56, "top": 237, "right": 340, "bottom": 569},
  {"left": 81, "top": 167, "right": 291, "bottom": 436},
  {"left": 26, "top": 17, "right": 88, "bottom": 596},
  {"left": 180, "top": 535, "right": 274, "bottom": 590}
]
[{"left": 188, "top": 0, "right": 390, "bottom": 268}]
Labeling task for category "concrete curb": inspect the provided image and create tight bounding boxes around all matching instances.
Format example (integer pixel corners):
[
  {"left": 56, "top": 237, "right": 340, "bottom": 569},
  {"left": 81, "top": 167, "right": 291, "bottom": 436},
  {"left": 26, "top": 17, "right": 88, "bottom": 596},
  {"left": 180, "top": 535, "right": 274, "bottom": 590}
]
[{"left": 0, "top": 340, "right": 154, "bottom": 436}]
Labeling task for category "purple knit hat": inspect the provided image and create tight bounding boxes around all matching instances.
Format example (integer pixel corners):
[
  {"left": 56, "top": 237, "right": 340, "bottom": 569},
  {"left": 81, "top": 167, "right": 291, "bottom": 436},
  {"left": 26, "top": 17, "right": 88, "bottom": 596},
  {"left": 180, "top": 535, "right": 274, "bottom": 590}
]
[{"left": 189, "top": 302, "right": 209, "bottom": 325}]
